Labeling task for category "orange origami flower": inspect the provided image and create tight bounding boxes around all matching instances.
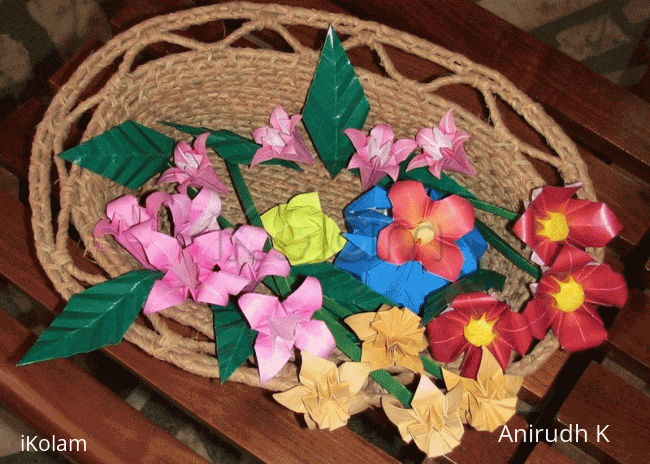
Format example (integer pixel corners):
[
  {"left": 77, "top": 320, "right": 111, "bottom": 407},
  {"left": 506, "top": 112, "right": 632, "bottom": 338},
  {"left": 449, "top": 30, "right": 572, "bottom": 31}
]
[
  {"left": 523, "top": 245, "right": 627, "bottom": 351},
  {"left": 513, "top": 185, "right": 622, "bottom": 265},
  {"left": 377, "top": 180, "right": 475, "bottom": 282}
]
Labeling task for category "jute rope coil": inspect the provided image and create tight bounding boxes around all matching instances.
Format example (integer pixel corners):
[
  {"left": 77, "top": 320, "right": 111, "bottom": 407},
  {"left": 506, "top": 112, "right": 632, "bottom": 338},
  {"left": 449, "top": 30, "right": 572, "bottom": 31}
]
[{"left": 29, "top": 2, "right": 598, "bottom": 406}]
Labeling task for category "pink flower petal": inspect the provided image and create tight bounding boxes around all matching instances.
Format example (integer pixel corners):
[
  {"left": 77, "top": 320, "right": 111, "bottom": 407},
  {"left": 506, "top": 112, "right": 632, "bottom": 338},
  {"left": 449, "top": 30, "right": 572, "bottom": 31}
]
[{"left": 294, "top": 319, "right": 336, "bottom": 358}]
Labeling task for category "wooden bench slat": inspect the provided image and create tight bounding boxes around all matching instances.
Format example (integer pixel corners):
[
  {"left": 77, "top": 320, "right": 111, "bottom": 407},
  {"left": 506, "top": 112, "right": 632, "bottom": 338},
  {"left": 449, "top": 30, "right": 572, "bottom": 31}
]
[
  {"left": 556, "top": 361, "right": 650, "bottom": 464},
  {"left": 525, "top": 443, "right": 577, "bottom": 464},
  {"left": 0, "top": 308, "right": 210, "bottom": 464}
]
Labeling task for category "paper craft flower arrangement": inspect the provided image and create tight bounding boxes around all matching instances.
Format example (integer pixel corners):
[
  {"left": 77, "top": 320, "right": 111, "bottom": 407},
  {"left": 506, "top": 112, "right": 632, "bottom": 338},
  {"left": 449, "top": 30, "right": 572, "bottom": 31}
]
[{"left": 22, "top": 26, "right": 629, "bottom": 460}]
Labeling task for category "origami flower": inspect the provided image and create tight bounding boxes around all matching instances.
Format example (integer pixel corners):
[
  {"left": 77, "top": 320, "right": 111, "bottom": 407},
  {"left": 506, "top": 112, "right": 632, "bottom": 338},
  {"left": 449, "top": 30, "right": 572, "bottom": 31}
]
[
  {"left": 158, "top": 133, "right": 229, "bottom": 195},
  {"left": 251, "top": 105, "right": 314, "bottom": 167},
  {"left": 383, "top": 375, "right": 464, "bottom": 458},
  {"left": 378, "top": 180, "right": 476, "bottom": 281},
  {"left": 93, "top": 194, "right": 160, "bottom": 269},
  {"left": 146, "top": 188, "right": 222, "bottom": 246},
  {"left": 239, "top": 277, "right": 336, "bottom": 384},
  {"left": 345, "top": 306, "right": 428, "bottom": 373},
  {"left": 334, "top": 182, "right": 488, "bottom": 314},
  {"left": 261, "top": 192, "right": 346, "bottom": 265},
  {"left": 443, "top": 348, "right": 523, "bottom": 432},
  {"left": 273, "top": 351, "right": 372, "bottom": 430},
  {"left": 345, "top": 124, "right": 417, "bottom": 190},
  {"left": 523, "top": 245, "right": 627, "bottom": 351},
  {"left": 513, "top": 185, "right": 623, "bottom": 265},
  {"left": 406, "top": 109, "right": 476, "bottom": 178},
  {"left": 426, "top": 292, "right": 532, "bottom": 379},
  {"left": 136, "top": 230, "right": 249, "bottom": 314}
]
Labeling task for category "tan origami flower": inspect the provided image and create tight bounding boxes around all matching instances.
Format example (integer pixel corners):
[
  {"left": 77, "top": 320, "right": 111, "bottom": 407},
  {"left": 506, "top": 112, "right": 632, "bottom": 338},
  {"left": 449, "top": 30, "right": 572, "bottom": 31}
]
[
  {"left": 383, "top": 375, "right": 464, "bottom": 457},
  {"left": 345, "top": 306, "right": 428, "bottom": 373},
  {"left": 273, "top": 351, "right": 372, "bottom": 431},
  {"left": 443, "top": 347, "right": 523, "bottom": 432}
]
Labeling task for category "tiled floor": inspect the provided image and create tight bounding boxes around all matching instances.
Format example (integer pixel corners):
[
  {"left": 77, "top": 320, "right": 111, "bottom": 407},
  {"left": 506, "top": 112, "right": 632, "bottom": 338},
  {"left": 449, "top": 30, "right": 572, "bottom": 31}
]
[{"left": 2, "top": 1, "right": 649, "bottom": 463}]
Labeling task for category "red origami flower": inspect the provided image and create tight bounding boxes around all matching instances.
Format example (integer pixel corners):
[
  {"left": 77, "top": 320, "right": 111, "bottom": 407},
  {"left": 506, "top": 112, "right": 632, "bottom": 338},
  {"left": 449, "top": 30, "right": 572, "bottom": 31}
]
[
  {"left": 426, "top": 292, "right": 532, "bottom": 379},
  {"left": 513, "top": 186, "right": 622, "bottom": 265},
  {"left": 523, "top": 245, "right": 627, "bottom": 351},
  {"left": 377, "top": 180, "right": 475, "bottom": 281}
]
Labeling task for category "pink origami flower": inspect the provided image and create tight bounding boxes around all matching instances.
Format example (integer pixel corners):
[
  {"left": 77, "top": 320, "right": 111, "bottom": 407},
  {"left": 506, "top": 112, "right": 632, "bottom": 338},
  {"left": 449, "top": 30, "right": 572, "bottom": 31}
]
[
  {"left": 513, "top": 185, "right": 623, "bottom": 265},
  {"left": 94, "top": 195, "right": 160, "bottom": 269},
  {"left": 251, "top": 106, "right": 314, "bottom": 167},
  {"left": 345, "top": 124, "right": 417, "bottom": 190},
  {"left": 427, "top": 292, "right": 532, "bottom": 379},
  {"left": 187, "top": 225, "right": 291, "bottom": 292},
  {"left": 523, "top": 245, "right": 627, "bottom": 351},
  {"left": 377, "top": 180, "right": 475, "bottom": 281},
  {"left": 406, "top": 109, "right": 476, "bottom": 178},
  {"left": 146, "top": 188, "right": 223, "bottom": 247},
  {"left": 238, "top": 277, "right": 336, "bottom": 384},
  {"left": 158, "top": 133, "right": 229, "bottom": 195}
]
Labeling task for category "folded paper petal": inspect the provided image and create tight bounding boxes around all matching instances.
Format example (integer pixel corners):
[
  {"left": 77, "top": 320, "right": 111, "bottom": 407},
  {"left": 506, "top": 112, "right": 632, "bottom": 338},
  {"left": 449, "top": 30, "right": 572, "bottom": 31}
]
[
  {"left": 345, "top": 124, "right": 417, "bottom": 189},
  {"left": 513, "top": 186, "right": 623, "bottom": 265},
  {"left": 427, "top": 292, "right": 532, "bottom": 379},
  {"left": 273, "top": 352, "right": 372, "bottom": 430},
  {"left": 382, "top": 375, "right": 464, "bottom": 457},
  {"left": 443, "top": 348, "right": 523, "bottom": 432},
  {"left": 345, "top": 306, "right": 428, "bottom": 373},
  {"left": 523, "top": 245, "right": 627, "bottom": 351},
  {"left": 335, "top": 183, "right": 487, "bottom": 314},
  {"left": 261, "top": 192, "right": 346, "bottom": 265},
  {"left": 239, "top": 277, "right": 335, "bottom": 384},
  {"left": 251, "top": 106, "right": 314, "bottom": 166}
]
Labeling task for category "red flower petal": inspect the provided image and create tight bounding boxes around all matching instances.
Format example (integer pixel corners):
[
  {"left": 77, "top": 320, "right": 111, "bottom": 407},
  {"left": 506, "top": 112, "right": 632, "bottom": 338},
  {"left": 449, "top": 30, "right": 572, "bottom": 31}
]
[
  {"left": 523, "top": 296, "right": 554, "bottom": 339},
  {"left": 575, "top": 264, "right": 628, "bottom": 308},
  {"left": 388, "top": 181, "right": 429, "bottom": 228},
  {"left": 495, "top": 310, "right": 533, "bottom": 354},
  {"left": 424, "top": 194, "right": 475, "bottom": 240},
  {"left": 377, "top": 223, "right": 415, "bottom": 265},
  {"left": 565, "top": 200, "right": 623, "bottom": 248},
  {"left": 552, "top": 307, "right": 607, "bottom": 351},
  {"left": 426, "top": 312, "right": 470, "bottom": 363},
  {"left": 459, "top": 345, "right": 483, "bottom": 379},
  {"left": 416, "top": 239, "right": 464, "bottom": 281}
]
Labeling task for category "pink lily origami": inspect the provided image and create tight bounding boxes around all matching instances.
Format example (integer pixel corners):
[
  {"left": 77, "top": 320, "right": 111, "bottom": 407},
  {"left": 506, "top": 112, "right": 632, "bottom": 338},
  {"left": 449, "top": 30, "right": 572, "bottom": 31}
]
[
  {"left": 146, "top": 188, "right": 223, "bottom": 246},
  {"left": 377, "top": 180, "right": 476, "bottom": 281},
  {"left": 94, "top": 194, "right": 160, "bottom": 269},
  {"left": 523, "top": 245, "right": 627, "bottom": 351},
  {"left": 251, "top": 106, "right": 314, "bottom": 167},
  {"left": 345, "top": 124, "right": 417, "bottom": 190},
  {"left": 238, "top": 277, "right": 336, "bottom": 384},
  {"left": 406, "top": 109, "right": 476, "bottom": 178},
  {"left": 513, "top": 185, "right": 623, "bottom": 265},
  {"left": 158, "top": 133, "right": 229, "bottom": 195},
  {"left": 427, "top": 292, "right": 532, "bottom": 379}
]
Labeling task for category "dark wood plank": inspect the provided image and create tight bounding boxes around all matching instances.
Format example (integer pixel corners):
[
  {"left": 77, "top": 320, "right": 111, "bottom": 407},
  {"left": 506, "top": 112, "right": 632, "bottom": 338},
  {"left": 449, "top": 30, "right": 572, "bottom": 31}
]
[
  {"left": 525, "top": 443, "right": 577, "bottom": 464},
  {"left": 0, "top": 99, "right": 47, "bottom": 179},
  {"left": 556, "top": 361, "right": 650, "bottom": 464},
  {"left": 0, "top": 308, "right": 210, "bottom": 464},
  {"left": 521, "top": 350, "right": 571, "bottom": 405},
  {"left": 330, "top": 0, "right": 650, "bottom": 184},
  {"left": 606, "top": 288, "right": 650, "bottom": 379}
]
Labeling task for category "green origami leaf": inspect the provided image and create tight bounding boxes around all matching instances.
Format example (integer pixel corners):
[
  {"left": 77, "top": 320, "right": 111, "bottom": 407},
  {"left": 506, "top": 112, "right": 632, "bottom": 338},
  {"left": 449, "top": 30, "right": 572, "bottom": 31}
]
[
  {"left": 421, "top": 269, "right": 507, "bottom": 325},
  {"left": 18, "top": 270, "right": 163, "bottom": 366},
  {"left": 290, "top": 263, "right": 396, "bottom": 316},
  {"left": 212, "top": 303, "right": 257, "bottom": 383},
  {"left": 161, "top": 121, "right": 301, "bottom": 171},
  {"left": 303, "top": 26, "right": 370, "bottom": 177},
  {"left": 59, "top": 121, "right": 175, "bottom": 190}
]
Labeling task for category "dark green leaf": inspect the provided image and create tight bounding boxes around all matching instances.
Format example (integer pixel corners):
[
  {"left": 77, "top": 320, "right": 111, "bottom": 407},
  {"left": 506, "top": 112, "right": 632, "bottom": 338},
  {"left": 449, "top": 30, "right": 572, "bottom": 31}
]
[
  {"left": 302, "top": 26, "right": 370, "bottom": 177},
  {"left": 421, "top": 355, "right": 443, "bottom": 379},
  {"left": 161, "top": 121, "right": 301, "bottom": 171},
  {"left": 59, "top": 121, "right": 175, "bottom": 190},
  {"left": 18, "top": 270, "right": 163, "bottom": 365},
  {"left": 212, "top": 302, "right": 257, "bottom": 383},
  {"left": 291, "top": 263, "right": 396, "bottom": 315},
  {"left": 421, "top": 269, "right": 507, "bottom": 325}
]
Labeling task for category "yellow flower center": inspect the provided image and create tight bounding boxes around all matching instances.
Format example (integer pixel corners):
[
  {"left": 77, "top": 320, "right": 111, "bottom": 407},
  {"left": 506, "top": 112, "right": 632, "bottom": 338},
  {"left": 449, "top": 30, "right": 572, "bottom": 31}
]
[
  {"left": 411, "top": 221, "right": 437, "bottom": 244},
  {"left": 551, "top": 276, "right": 585, "bottom": 313},
  {"left": 464, "top": 314, "right": 497, "bottom": 347},
  {"left": 536, "top": 211, "right": 570, "bottom": 242}
]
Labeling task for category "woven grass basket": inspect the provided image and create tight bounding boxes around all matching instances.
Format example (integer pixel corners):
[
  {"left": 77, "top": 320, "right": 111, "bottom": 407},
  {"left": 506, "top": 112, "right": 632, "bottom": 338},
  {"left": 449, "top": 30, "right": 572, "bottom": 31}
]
[{"left": 29, "top": 2, "right": 598, "bottom": 406}]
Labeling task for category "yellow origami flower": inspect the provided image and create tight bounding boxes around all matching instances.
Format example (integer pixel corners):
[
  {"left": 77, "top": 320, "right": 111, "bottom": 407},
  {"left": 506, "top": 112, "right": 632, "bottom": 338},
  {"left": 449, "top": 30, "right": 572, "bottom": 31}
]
[
  {"left": 383, "top": 375, "right": 464, "bottom": 457},
  {"left": 273, "top": 351, "right": 372, "bottom": 431},
  {"left": 345, "top": 305, "right": 428, "bottom": 373},
  {"left": 261, "top": 192, "right": 346, "bottom": 265},
  {"left": 443, "top": 347, "right": 523, "bottom": 432}
]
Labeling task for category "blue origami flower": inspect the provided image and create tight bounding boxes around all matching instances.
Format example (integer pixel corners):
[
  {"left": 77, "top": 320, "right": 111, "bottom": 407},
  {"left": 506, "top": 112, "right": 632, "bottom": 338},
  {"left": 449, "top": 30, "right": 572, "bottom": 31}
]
[{"left": 334, "top": 183, "right": 488, "bottom": 314}]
